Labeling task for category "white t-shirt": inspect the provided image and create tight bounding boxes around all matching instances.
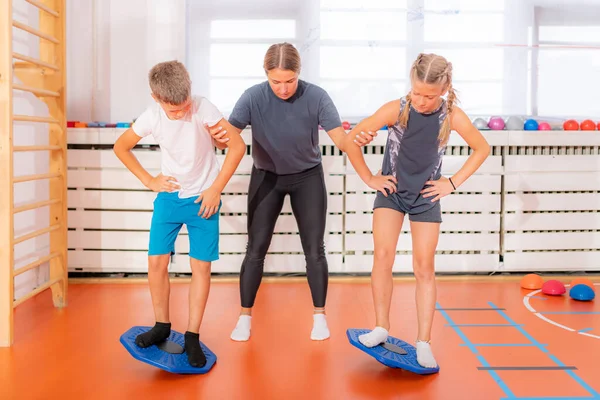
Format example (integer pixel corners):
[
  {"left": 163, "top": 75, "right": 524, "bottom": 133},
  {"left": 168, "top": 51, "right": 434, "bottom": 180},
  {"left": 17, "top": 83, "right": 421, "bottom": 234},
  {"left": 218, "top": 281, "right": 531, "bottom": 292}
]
[{"left": 133, "top": 96, "right": 223, "bottom": 198}]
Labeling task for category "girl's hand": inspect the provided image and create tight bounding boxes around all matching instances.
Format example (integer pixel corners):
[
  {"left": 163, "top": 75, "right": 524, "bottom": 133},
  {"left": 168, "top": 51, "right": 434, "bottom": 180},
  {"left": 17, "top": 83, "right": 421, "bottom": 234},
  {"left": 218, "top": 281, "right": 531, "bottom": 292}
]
[{"left": 421, "top": 177, "right": 454, "bottom": 202}]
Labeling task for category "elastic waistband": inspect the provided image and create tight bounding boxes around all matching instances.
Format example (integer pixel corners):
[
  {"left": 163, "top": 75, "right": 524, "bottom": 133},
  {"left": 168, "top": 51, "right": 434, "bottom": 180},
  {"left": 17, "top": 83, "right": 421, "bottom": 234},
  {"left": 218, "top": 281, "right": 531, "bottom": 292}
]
[
  {"left": 156, "top": 191, "right": 198, "bottom": 202},
  {"left": 254, "top": 163, "right": 323, "bottom": 177}
]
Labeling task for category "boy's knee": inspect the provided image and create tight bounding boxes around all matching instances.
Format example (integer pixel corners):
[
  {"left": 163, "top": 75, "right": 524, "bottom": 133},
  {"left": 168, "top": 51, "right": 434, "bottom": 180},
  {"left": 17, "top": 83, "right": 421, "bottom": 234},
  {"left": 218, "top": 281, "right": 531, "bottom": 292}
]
[
  {"left": 148, "top": 254, "right": 171, "bottom": 272},
  {"left": 190, "top": 258, "right": 211, "bottom": 275}
]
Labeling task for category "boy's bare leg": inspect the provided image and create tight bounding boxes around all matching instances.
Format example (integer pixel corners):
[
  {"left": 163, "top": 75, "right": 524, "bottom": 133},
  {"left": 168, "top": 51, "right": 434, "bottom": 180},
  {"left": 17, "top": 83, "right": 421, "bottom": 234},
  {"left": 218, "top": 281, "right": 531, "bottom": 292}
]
[
  {"left": 135, "top": 254, "right": 172, "bottom": 347},
  {"left": 184, "top": 258, "right": 211, "bottom": 367}
]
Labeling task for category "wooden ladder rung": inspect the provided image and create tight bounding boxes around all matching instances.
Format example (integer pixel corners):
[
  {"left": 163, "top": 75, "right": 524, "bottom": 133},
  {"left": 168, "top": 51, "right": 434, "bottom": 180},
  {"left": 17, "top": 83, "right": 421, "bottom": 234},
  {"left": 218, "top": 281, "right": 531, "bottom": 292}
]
[
  {"left": 13, "top": 145, "right": 62, "bottom": 152},
  {"left": 13, "top": 52, "right": 59, "bottom": 71},
  {"left": 13, "top": 253, "right": 61, "bottom": 277},
  {"left": 13, "top": 172, "right": 62, "bottom": 183},
  {"left": 25, "top": 0, "right": 60, "bottom": 17},
  {"left": 13, "top": 115, "right": 60, "bottom": 124},
  {"left": 13, "top": 224, "right": 60, "bottom": 245},
  {"left": 12, "top": 84, "right": 60, "bottom": 98},
  {"left": 13, "top": 199, "right": 61, "bottom": 214},
  {"left": 12, "top": 21, "right": 59, "bottom": 44},
  {"left": 13, "top": 277, "right": 63, "bottom": 308}
]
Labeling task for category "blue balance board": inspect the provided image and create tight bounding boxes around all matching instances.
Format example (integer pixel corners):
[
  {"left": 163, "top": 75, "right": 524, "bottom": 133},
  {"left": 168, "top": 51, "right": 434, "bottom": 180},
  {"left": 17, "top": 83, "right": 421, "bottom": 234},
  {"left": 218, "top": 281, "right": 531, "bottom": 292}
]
[
  {"left": 347, "top": 328, "right": 439, "bottom": 375},
  {"left": 120, "top": 326, "right": 217, "bottom": 374}
]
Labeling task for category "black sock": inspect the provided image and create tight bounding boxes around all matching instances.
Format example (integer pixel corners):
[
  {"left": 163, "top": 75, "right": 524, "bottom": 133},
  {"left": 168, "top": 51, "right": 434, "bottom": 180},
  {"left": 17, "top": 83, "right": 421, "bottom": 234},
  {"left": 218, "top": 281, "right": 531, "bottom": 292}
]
[
  {"left": 184, "top": 331, "right": 206, "bottom": 368},
  {"left": 135, "top": 322, "right": 171, "bottom": 348}
]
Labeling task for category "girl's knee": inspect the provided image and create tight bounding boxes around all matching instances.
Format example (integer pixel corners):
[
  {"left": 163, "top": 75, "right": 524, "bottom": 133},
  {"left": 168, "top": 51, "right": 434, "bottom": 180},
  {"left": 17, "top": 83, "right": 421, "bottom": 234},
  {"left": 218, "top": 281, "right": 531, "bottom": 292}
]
[
  {"left": 413, "top": 259, "right": 435, "bottom": 282},
  {"left": 374, "top": 248, "right": 395, "bottom": 271}
]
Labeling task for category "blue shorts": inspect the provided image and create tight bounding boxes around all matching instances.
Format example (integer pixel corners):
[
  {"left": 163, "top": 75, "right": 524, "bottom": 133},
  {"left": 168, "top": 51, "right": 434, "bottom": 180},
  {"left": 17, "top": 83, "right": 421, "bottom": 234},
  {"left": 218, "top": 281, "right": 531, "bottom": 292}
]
[{"left": 148, "top": 192, "right": 220, "bottom": 262}]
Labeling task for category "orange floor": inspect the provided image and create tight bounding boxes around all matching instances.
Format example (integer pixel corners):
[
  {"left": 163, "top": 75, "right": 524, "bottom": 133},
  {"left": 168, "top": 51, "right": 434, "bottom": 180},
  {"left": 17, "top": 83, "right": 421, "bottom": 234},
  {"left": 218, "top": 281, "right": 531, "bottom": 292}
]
[{"left": 1, "top": 277, "right": 599, "bottom": 400}]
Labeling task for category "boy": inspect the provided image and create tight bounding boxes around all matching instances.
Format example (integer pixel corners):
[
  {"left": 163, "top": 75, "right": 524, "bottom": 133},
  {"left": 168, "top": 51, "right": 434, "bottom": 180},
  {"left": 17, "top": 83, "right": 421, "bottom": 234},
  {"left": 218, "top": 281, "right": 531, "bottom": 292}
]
[{"left": 113, "top": 60, "right": 246, "bottom": 367}]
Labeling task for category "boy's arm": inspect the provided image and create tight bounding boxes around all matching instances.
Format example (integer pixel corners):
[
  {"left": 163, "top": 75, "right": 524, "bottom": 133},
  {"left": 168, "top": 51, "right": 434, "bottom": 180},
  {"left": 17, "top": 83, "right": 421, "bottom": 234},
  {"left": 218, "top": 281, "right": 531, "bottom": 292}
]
[
  {"left": 343, "top": 100, "right": 399, "bottom": 196},
  {"left": 113, "top": 129, "right": 179, "bottom": 192},
  {"left": 196, "top": 118, "right": 246, "bottom": 218},
  {"left": 213, "top": 137, "right": 229, "bottom": 150}
]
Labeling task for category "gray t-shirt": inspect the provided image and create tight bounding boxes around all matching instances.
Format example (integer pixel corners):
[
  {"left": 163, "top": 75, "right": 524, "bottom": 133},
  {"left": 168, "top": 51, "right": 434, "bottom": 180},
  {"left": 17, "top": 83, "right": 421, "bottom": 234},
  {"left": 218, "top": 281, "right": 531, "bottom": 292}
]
[{"left": 229, "top": 80, "right": 342, "bottom": 175}]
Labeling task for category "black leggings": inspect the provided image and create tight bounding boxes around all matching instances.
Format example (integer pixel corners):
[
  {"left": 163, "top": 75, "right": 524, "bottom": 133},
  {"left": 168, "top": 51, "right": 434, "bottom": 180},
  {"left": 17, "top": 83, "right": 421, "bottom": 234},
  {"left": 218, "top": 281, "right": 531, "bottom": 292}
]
[{"left": 240, "top": 163, "right": 328, "bottom": 308}]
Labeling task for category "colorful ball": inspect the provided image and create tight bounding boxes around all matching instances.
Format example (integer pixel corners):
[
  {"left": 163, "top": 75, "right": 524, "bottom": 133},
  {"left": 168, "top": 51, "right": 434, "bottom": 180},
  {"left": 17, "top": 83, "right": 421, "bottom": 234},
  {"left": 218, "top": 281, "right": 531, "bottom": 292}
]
[
  {"left": 521, "top": 274, "right": 544, "bottom": 290},
  {"left": 542, "top": 279, "right": 566, "bottom": 296},
  {"left": 570, "top": 278, "right": 595, "bottom": 292},
  {"left": 581, "top": 119, "right": 597, "bottom": 131},
  {"left": 342, "top": 121, "right": 351, "bottom": 130},
  {"left": 488, "top": 117, "right": 505, "bottom": 130},
  {"left": 505, "top": 116, "right": 524, "bottom": 130},
  {"left": 472, "top": 117, "right": 489, "bottom": 130},
  {"left": 563, "top": 119, "right": 580, "bottom": 131},
  {"left": 524, "top": 119, "right": 539, "bottom": 130},
  {"left": 538, "top": 122, "right": 551, "bottom": 130},
  {"left": 569, "top": 284, "right": 595, "bottom": 301}
]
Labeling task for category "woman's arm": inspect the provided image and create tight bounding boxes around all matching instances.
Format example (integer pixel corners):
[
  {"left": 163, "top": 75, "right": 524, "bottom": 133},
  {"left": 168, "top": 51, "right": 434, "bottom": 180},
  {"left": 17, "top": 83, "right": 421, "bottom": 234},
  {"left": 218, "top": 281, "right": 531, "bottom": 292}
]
[{"left": 196, "top": 118, "right": 246, "bottom": 218}]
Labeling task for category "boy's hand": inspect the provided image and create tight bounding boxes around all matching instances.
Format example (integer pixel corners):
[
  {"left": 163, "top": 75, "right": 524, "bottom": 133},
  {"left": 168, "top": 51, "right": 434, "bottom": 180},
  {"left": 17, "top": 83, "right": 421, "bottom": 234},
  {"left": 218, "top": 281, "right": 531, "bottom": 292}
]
[
  {"left": 205, "top": 123, "right": 229, "bottom": 144},
  {"left": 146, "top": 174, "right": 179, "bottom": 192},
  {"left": 195, "top": 186, "right": 221, "bottom": 219},
  {"left": 367, "top": 170, "right": 397, "bottom": 197}
]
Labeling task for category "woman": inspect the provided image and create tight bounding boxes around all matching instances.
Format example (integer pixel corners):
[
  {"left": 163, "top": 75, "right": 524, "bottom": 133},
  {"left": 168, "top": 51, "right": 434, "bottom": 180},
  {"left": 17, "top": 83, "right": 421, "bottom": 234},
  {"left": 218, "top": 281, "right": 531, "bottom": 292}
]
[{"left": 208, "top": 42, "right": 374, "bottom": 341}]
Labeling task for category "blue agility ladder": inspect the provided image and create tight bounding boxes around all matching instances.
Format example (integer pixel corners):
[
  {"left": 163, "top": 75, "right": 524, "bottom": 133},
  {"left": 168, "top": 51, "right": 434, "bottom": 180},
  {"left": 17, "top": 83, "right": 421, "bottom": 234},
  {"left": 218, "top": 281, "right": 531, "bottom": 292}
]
[{"left": 437, "top": 301, "right": 600, "bottom": 400}]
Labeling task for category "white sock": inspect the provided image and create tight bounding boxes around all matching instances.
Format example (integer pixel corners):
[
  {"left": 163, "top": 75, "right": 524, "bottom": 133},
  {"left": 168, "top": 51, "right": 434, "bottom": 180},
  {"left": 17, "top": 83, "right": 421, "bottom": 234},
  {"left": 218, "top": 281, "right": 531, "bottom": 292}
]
[
  {"left": 358, "top": 326, "right": 389, "bottom": 348},
  {"left": 416, "top": 341, "right": 437, "bottom": 368},
  {"left": 230, "top": 315, "right": 251, "bottom": 342},
  {"left": 311, "top": 313, "right": 330, "bottom": 340}
]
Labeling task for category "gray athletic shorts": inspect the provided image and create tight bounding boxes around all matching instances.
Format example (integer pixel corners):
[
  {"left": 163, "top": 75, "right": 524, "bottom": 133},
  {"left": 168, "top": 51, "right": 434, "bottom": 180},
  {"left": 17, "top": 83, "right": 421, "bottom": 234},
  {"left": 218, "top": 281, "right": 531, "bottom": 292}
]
[{"left": 373, "top": 192, "right": 442, "bottom": 223}]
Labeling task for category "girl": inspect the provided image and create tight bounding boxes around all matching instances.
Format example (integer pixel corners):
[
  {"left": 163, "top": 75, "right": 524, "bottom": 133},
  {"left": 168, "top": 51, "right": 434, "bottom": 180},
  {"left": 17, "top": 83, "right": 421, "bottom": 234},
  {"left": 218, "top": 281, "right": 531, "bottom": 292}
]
[
  {"left": 207, "top": 43, "right": 374, "bottom": 341},
  {"left": 344, "top": 53, "right": 490, "bottom": 367}
]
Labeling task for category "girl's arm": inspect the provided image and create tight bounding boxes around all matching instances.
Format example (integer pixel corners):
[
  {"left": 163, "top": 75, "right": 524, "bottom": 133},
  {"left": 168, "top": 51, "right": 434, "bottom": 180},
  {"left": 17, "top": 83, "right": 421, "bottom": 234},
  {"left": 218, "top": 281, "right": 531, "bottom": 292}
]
[
  {"left": 343, "top": 100, "right": 400, "bottom": 196},
  {"left": 421, "top": 106, "right": 490, "bottom": 202}
]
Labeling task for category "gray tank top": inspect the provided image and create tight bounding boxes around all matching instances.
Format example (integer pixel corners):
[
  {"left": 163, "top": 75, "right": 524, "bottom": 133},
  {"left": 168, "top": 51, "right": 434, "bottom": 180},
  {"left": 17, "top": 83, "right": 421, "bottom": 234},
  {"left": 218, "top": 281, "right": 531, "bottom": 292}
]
[{"left": 381, "top": 97, "right": 448, "bottom": 213}]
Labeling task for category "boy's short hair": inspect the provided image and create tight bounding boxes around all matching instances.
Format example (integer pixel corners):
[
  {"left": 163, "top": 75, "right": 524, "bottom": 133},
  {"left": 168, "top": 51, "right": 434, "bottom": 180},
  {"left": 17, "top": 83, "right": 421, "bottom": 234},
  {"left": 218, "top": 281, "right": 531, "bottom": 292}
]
[{"left": 148, "top": 60, "right": 191, "bottom": 105}]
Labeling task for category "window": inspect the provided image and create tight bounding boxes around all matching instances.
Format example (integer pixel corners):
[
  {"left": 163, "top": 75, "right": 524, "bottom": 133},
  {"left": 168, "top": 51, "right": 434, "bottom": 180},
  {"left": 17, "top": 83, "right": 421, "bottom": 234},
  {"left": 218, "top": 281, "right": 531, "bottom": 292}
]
[
  {"left": 209, "top": 78, "right": 264, "bottom": 113},
  {"left": 539, "top": 26, "right": 600, "bottom": 43},
  {"left": 423, "top": 48, "right": 503, "bottom": 81},
  {"left": 320, "top": 46, "right": 406, "bottom": 79},
  {"left": 317, "top": 1, "right": 408, "bottom": 118},
  {"left": 421, "top": 3, "right": 505, "bottom": 115},
  {"left": 186, "top": 1, "right": 599, "bottom": 121},
  {"left": 210, "top": 20, "right": 296, "bottom": 39},
  {"left": 536, "top": 24, "right": 600, "bottom": 118},
  {"left": 537, "top": 48, "right": 600, "bottom": 117},
  {"left": 210, "top": 44, "right": 273, "bottom": 77},
  {"left": 424, "top": 13, "right": 504, "bottom": 43},
  {"left": 320, "top": 11, "right": 406, "bottom": 41},
  {"left": 188, "top": 16, "right": 297, "bottom": 113},
  {"left": 425, "top": 0, "right": 505, "bottom": 12},
  {"left": 321, "top": 0, "right": 407, "bottom": 9}
]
